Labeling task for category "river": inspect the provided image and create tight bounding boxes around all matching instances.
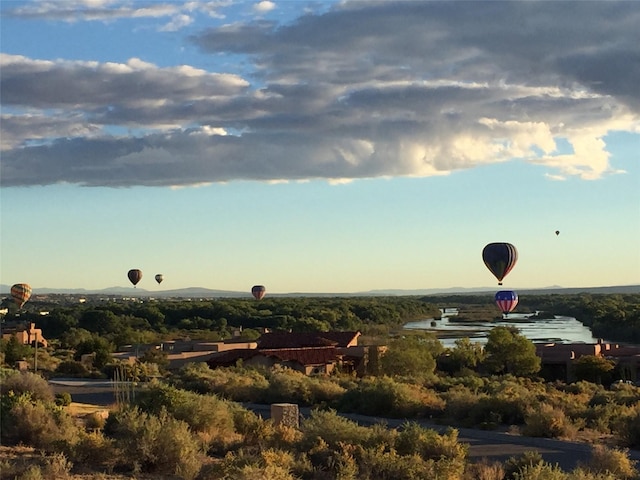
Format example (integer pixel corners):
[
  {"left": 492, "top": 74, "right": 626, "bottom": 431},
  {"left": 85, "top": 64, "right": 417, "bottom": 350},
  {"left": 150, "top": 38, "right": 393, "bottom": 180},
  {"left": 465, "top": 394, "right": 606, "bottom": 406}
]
[{"left": 404, "top": 309, "right": 607, "bottom": 348}]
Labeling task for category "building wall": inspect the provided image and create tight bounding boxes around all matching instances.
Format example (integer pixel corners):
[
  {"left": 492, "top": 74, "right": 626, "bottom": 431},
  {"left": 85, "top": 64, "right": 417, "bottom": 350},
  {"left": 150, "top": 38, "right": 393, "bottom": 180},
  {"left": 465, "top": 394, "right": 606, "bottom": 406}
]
[{"left": 1, "top": 323, "right": 47, "bottom": 348}]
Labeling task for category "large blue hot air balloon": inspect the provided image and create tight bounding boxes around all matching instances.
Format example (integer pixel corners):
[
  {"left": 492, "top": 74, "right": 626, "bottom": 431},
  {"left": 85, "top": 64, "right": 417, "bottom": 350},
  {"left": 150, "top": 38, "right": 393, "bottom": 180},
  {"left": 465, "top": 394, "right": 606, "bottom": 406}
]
[
  {"left": 495, "top": 290, "right": 518, "bottom": 315},
  {"left": 482, "top": 242, "right": 518, "bottom": 285}
]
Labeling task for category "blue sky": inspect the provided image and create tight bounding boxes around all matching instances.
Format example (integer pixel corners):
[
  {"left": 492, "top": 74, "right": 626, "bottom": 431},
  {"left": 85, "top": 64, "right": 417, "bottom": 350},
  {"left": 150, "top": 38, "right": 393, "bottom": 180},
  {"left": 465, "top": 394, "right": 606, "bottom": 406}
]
[{"left": 1, "top": 0, "right": 639, "bottom": 294}]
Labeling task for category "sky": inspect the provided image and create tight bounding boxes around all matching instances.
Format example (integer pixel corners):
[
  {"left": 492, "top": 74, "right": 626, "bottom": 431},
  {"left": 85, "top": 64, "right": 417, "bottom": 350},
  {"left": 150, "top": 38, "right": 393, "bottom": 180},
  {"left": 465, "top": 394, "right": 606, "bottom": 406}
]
[{"left": 1, "top": 0, "right": 639, "bottom": 295}]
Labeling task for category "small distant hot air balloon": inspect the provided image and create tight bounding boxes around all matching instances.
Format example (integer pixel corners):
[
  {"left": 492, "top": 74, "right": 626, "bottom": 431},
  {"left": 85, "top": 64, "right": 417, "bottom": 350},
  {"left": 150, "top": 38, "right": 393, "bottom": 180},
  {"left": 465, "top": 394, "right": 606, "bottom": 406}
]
[
  {"left": 10, "top": 283, "right": 32, "bottom": 308},
  {"left": 251, "top": 285, "right": 266, "bottom": 300},
  {"left": 155, "top": 274, "right": 164, "bottom": 284},
  {"left": 495, "top": 290, "right": 518, "bottom": 315},
  {"left": 482, "top": 242, "right": 518, "bottom": 285},
  {"left": 127, "top": 269, "right": 143, "bottom": 287},
  {"left": 555, "top": 230, "right": 560, "bottom": 236}
]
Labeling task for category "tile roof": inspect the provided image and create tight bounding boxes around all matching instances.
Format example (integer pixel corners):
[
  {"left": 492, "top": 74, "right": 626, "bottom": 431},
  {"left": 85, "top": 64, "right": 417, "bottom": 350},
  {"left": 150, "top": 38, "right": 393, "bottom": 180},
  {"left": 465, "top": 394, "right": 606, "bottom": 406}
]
[
  {"left": 208, "top": 348, "right": 256, "bottom": 367},
  {"left": 257, "top": 331, "right": 359, "bottom": 349},
  {"left": 259, "top": 347, "right": 339, "bottom": 365},
  {"left": 207, "top": 346, "right": 340, "bottom": 368}
]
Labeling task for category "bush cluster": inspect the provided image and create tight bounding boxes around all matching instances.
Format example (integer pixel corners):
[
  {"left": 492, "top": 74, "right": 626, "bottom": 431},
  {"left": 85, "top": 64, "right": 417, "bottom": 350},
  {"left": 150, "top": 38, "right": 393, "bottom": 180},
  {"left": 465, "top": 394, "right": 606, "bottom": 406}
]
[{"left": 2, "top": 368, "right": 640, "bottom": 480}]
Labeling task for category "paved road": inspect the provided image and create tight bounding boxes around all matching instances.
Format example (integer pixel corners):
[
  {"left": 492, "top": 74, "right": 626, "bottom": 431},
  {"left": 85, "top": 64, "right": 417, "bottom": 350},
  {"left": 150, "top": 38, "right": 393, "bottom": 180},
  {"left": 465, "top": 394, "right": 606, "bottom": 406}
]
[{"left": 50, "top": 380, "right": 640, "bottom": 472}]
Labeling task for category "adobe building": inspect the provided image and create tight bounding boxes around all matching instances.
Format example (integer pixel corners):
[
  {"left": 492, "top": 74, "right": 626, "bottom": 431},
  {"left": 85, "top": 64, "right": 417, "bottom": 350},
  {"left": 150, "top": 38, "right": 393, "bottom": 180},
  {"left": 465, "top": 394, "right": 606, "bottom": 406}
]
[
  {"left": 1, "top": 322, "right": 47, "bottom": 348},
  {"left": 207, "top": 331, "right": 372, "bottom": 376},
  {"left": 536, "top": 340, "right": 640, "bottom": 382}
]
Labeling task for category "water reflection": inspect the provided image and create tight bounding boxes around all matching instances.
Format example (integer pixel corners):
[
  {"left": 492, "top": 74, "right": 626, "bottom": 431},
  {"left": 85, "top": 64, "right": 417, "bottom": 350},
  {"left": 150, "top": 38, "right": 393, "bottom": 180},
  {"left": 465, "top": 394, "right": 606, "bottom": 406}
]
[{"left": 404, "top": 309, "right": 605, "bottom": 348}]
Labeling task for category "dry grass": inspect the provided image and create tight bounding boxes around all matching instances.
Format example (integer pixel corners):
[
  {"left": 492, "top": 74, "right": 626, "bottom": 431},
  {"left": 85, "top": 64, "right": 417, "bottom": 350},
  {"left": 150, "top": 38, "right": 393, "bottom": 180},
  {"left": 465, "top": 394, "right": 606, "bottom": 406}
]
[{"left": 66, "top": 402, "right": 112, "bottom": 417}]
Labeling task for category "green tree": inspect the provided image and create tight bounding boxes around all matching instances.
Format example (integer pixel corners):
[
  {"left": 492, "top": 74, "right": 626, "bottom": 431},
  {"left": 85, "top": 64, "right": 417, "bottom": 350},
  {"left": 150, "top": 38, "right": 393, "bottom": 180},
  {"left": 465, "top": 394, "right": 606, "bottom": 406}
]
[
  {"left": 380, "top": 333, "right": 441, "bottom": 378},
  {"left": 441, "top": 337, "right": 485, "bottom": 374},
  {"left": 79, "top": 309, "right": 123, "bottom": 335},
  {"left": 483, "top": 326, "right": 541, "bottom": 376},
  {"left": 1, "top": 336, "right": 31, "bottom": 365},
  {"left": 573, "top": 355, "right": 615, "bottom": 384},
  {"left": 40, "top": 310, "right": 79, "bottom": 338},
  {"left": 74, "top": 336, "right": 114, "bottom": 369}
]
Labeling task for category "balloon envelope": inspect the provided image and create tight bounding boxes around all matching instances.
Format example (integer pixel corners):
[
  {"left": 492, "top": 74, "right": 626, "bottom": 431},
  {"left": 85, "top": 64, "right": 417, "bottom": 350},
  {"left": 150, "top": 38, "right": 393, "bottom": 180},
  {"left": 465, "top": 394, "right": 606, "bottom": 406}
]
[
  {"left": 482, "top": 242, "right": 518, "bottom": 285},
  {"left": 555, "top": 230, "right": 560, "bottom": 236},
  {"left": 127, "top": 269, "right": 143, "bottom": 286},
  {"left": 495, "top": 290, "right": 518, "bottom": 315},
  {"left": 11, "top": 283, "right": 32, "bottom": 308},
  {"left": 155, "top": 274, "right": 164, "bottom": 284},
  {"left": 251, "top": 285, "right": 266, "bottom": 300}
]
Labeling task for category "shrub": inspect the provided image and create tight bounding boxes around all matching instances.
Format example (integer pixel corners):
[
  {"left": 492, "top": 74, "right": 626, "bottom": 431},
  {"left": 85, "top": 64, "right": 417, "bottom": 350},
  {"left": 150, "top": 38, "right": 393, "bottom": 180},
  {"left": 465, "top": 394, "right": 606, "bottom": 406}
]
[
  {"left": 395, "top": 423, "right": 467, "bottom": 463},
  {"left": 0, "top": 371, "right": 54, "bottom": 403},
  {"left": 585, "top": 402, "right": 629, "bottom": 434},
  {"left": 55, "top": 392, "right": 72, "bottom": 407},
  {"left": 566, "top": 469, "right": 618, "bottom": 479},
  {"left": 522, "top": 403, "right": 577, "bottom": 439},
  {"left": 104, "top": 406, "right": 205, "bottom": 479},
  {"left": 1, "top": 393, "right": 81, "bottom": 450},
  {"left": 440, "top": 385, "right": 482, "bottom": 426},
  {"left": 355, "top": 445, "right": 466, "bottom": 480},
  {"left": 208, "top": 448, "right": 299, "bottom": 480},
  {"left": 16, "top": 465, "right": 44, "bottom": 480},
  {"left": 229, "top": 406, "right": 302, "bottom": 450},
  {"left": 615, "top": 405, "right": 640, "bottom": 447},
  {"left": 338, "top": 376, "right": 444, "bottom": 418},
  {"left": 503, "top": 451, "right": 545, "bottom": 480},
  {"left": 513, "top": 462, "right": 567, "bottom": 479},
  {"left": 54, "top": 360, "right": 91, "bottom": 377},
  {"left": 468, "top": 396, "right": 527, "bottom": 428},
  {"left": 264, "top": 368, "right": 313, "bottom": 405},
  {"left": 174, "top": 362, "right": 270, "bottom": 401},
  {"left": 0, "top": 451, "right": 73, "bottom": 480},
  {"left": 84, "top": 411, "right": 107, "bottom": 431},
  {"left": 299, "top": 409, "right": 374, "bottom": 451},
  {"left": 133, "top": 381, "right": 237, "bottom": 446},
  {"left": 463, "top": 459, "right": 505, "bottom": 480},
  {"left": 41, "top": 452, "right": 73, "bottom": 480},
  {"left": 586, "top": 444, "right": 638, "bottom": 480},
  {"left": 69, "top": 430, "right": 118, "bottom": 472}
]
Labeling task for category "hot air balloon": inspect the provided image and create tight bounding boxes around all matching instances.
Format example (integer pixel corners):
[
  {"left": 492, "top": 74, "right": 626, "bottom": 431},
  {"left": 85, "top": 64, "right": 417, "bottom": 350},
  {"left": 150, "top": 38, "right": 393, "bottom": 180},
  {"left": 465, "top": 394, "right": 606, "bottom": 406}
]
[
  {"left": 127, "top": 269, "right": 143, "bottom": 287},
  {"left": 495, "top": 290, "right": 518, "bottom": 315},
  {"left": 155, "top": 274, "right": 164, "bottom": 284},
  {"left": 10, "top": 283, "right": 32, "bottom": 308},
  {"left": 482, "top": 242, "right": 518, "bottom": 285},
  {"left": 555, "top": 230, "right": 560, "bottom": 236},
  {"left": 251, "top": 285, "right": 266, "bottom": 300}
]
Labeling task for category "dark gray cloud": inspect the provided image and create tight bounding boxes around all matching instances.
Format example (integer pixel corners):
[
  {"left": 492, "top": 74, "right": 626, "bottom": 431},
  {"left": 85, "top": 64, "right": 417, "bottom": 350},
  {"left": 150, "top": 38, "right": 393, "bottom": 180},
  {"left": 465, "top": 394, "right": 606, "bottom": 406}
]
[{"left": 1, "top": 1, "right": 638, "bottom": 187}]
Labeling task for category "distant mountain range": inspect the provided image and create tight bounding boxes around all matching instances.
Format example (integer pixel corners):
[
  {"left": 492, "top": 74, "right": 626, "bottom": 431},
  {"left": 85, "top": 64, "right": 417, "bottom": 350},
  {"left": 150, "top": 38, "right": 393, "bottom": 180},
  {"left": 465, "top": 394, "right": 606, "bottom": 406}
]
[{"left": 1, "top": 284, "right": 639, "bottom": 298}]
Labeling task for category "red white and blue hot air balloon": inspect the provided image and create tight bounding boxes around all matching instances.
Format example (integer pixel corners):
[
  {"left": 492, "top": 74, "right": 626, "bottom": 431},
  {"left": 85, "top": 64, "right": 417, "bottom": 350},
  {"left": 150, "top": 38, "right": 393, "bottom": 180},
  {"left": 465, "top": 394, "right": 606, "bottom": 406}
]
[{"left": 495, "top": 290, "right": 518, "bottom": 315}]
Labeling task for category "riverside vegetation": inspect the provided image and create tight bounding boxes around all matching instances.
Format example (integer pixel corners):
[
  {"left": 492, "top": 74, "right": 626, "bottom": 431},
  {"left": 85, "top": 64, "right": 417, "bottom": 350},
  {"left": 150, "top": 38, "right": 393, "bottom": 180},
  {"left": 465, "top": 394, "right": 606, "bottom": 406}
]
[{"left": 1, "top": 293, "right": 640, "bottom": 479}]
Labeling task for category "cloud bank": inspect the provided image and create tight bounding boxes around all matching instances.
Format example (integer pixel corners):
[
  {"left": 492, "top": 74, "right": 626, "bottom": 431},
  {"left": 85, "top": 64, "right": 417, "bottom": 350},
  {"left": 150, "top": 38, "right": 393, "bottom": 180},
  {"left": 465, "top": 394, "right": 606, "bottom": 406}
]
[{"left": 1, "top": 1, "right": 639, "bottom": 187}]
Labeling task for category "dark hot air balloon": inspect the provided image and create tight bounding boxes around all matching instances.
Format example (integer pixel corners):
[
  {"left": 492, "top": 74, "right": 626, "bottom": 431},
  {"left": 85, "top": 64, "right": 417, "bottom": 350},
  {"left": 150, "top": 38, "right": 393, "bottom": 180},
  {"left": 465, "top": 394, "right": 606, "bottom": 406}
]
[
  {"left": 155, "top": 274, "right": 164, "bottom": 284},
  {"left": 555, "top": 230, "right": 560, "bottom": 236},
  {"left": 11, "top": 283, "right": 32, "bottom": 308},
  {"left": 251, "top": 285, "right": 266, "bottom": 300},
  {"left": 495, "top": 290, "right": 518, "bottom": 315},
  {"left": 482, "top": 242, "right": 518, "bottom": 285},
  {"left": 128, "top": 269, "right": 143, "bottom": 287}
]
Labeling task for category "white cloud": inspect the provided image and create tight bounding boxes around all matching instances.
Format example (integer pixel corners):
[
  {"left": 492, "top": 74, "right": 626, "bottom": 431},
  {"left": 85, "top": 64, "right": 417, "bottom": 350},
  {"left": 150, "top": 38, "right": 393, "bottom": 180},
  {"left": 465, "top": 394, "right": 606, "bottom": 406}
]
[
  {"left": 1, "top": 1, "right": 639, "bottom": 187},
  {"left": 160, "top": 14, "right": 194, "bottom": 31},
  {"left": 3, "top": 0, "right": 227, "bottom": 28},
  {"left": 253, "top": 1, "right": 276, "bottom": 13}
]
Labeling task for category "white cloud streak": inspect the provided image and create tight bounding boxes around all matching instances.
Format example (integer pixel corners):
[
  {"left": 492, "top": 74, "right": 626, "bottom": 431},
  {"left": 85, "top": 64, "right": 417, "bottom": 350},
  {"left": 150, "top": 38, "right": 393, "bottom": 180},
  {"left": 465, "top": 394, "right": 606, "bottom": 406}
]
[{"left": 1, "top": 1, "right": 639, "bottom": 187}]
